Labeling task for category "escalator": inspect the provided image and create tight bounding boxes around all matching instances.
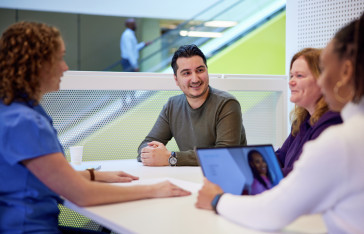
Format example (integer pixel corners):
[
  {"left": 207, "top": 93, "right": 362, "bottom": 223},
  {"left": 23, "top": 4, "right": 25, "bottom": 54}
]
[{"left": 139, "top": 0, "right": 286, "bottom": 72}]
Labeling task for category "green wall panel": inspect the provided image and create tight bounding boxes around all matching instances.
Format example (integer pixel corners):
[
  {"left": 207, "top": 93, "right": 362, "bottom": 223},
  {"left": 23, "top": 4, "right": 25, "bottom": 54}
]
[{"left": 208, "top": 11, "right": 286, "bottom": 75}]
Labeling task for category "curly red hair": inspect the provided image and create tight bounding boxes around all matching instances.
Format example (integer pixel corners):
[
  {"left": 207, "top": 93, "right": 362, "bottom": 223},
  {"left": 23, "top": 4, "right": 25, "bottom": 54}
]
[{"left": 0, "top": 21, "right": 61, "bottom": 105}]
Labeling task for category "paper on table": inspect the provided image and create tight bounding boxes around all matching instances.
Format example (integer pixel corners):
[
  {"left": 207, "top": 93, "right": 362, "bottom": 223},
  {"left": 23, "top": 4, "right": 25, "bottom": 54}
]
[{"left": 114, "top": 177, "right": 202, "bottom": 194}]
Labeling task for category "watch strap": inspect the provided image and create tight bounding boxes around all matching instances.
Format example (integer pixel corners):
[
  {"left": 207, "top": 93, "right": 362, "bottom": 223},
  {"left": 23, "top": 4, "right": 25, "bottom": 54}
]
[{"left": 211, "top": 193, "right": 224, "bottom": 214}]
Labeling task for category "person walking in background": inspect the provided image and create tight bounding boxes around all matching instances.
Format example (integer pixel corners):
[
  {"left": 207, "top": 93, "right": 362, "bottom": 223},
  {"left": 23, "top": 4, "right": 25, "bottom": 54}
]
[{"left": 120, "top": 18, "right": 151, "bottom": 72}]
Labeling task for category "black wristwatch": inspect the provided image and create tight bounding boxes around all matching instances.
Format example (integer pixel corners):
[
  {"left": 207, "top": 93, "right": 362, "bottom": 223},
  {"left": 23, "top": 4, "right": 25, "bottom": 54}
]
[
  {"left": 168, "top": 151, "right": 177, "bottom": 166},
  {"left": 211, "top": 193, "right": 224, "bottom": 214}
]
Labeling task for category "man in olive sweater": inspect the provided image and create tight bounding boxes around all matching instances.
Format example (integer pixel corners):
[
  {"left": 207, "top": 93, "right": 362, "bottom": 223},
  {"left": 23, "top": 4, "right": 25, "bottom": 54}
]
[{"left": 138, "top": 44, "right": 247, "bottom": 166}]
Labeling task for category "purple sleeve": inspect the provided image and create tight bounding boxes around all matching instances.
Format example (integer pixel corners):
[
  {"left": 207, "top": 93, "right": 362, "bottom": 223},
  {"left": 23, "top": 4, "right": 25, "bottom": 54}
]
[{"left": 275, "top": 133, "right": 294, "bottom": 168}]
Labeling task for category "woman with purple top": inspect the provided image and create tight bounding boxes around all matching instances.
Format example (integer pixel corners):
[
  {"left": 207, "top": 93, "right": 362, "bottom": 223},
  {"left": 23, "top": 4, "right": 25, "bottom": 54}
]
[
  {"left": 247, "top": 150, "right": 272, "bottom": 195},
  {"left": 275, "top": 48, "right": 342, "bottom": 176}
]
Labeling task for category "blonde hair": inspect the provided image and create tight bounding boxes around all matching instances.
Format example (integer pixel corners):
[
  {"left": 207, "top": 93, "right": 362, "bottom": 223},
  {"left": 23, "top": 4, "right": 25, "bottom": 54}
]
[{"left": 289, "top": 48, "right": 329, "bottom": 136}]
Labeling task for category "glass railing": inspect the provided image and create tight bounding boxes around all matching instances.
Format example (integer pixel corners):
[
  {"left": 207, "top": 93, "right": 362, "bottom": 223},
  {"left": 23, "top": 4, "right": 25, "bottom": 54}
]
[{"left": 135, "top": 0, "right": 286, "bottom": 72}]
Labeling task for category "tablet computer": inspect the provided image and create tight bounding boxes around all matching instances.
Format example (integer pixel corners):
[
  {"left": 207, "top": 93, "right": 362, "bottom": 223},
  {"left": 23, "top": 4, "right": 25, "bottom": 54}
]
[{"left": 195, "top": 145, "right": 283, "bottom": 195}]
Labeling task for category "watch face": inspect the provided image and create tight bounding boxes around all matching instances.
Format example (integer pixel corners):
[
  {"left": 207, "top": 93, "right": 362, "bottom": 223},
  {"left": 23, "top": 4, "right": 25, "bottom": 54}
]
[{"left": 169, "top": 156, "right": 177, "bottom": 165}]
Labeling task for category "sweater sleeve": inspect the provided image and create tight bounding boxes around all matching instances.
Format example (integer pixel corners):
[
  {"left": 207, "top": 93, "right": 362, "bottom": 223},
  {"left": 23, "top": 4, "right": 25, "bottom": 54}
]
[
  {"left": 215, "top": 99, "right": 246, "bottom": 146},
  {"left": 137, "top": 104, "right": 172, "bottom": 162},
  {"left": 175, "top": 150, "right": 199, "bottom": 166}
]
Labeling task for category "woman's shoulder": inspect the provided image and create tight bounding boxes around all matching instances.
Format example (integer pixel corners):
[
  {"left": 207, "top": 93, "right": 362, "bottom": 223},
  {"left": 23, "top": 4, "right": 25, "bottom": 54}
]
[
  {"left": 0, "top": 102, "right": 46, "bottom": 128},
  {"left": 307, "top": 111, "right": 342, "bottom": 139},
  {"left": 316, "top": 110, "right": 343, "bottom": 127},
  {"left": 1, "top": 101, "right": 37, "bottom": 114}
]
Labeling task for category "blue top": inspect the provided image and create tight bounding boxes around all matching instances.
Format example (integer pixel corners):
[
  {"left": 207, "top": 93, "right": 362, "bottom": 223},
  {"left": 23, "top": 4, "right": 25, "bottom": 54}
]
[
  {"left": 0, "top": 100, "right": 64, "bottom": 233},
  {"left": 275, "top": 111, "right": 342, "bottom": 176},
  {"left": 120, "top": 28, "right": 145, "bottom": 69}
]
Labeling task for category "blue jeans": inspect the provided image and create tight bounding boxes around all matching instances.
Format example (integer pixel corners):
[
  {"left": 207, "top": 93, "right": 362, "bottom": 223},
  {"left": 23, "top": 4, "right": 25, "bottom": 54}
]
[{"left": 121, "top": 58, "right": 134, "bottom": 72}]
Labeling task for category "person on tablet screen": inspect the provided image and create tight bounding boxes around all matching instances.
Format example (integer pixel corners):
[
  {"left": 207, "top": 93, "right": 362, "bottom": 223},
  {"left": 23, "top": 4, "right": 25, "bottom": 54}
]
[
  {"left": 248, "top": 150, "right": 272, "bottom": 195},
  {"left": 0, "top": 21, "right": 190, "bottom": 233}
]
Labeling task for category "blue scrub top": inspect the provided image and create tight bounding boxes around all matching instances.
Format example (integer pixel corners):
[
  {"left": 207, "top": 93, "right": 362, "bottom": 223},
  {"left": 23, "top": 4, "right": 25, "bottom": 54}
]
[{"left": 0, "top": 100, "right": 64, "bottom": 233}]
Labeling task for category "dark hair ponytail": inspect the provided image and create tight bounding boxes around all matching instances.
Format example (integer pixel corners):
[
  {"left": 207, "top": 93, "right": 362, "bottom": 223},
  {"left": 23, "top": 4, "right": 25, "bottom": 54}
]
[
  {"left": 333, "top": 13, "right": 364, "bottom": 103},
  {"left": 353, "top": 13, "right": 364, "bottom": 102}
]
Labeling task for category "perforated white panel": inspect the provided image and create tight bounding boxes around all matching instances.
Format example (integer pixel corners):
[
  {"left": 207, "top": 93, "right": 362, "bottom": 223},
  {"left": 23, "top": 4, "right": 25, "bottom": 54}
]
[
  {"left": 41, "top": 90, "right": 280, "bottom": 162},
  {"left": 297, "top": 0, "right": 364, "bottom": 49}
]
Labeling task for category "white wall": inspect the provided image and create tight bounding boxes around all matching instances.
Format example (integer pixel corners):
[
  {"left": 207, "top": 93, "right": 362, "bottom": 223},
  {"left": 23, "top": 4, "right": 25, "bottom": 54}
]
[
  {"left": 0, "top": 0, "right": 220, "bottom": 20},
  {"left": 285, "top": 0, "right": 364, "bottom": 132},
  {"left": 286, "top": 0, "right": 364, "bottom": 75}
]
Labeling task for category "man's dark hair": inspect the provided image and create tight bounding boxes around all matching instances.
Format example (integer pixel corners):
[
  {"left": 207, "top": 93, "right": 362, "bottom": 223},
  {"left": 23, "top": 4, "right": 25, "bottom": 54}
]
[{"left": 171, "top": 44, "right": 207, "bottom": 75}]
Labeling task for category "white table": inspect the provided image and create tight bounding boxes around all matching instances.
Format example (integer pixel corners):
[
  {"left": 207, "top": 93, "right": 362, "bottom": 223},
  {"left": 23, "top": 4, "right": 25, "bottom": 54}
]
[{"left": 65, "top": 159, "right": 327, "bottom": 234}]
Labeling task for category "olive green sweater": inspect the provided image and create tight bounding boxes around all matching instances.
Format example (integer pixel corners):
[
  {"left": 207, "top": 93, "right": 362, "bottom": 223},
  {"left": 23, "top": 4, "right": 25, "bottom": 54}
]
[{"left": 137, "top": 87, "right": 247, "bottom": 166}]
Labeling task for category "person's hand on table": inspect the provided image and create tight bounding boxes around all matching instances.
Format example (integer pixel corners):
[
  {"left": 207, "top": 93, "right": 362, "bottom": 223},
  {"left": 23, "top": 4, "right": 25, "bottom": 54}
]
[
  {"left": 140, "top": 141, "right": 170, "bottom": 166},
  {"left": 151, "top": 181, "right": 191, "bottom": 198},
  {"left": 95, "top": 171, "right": 139, "bottom": 183},
  {"left": 195, "top": 178, "right": 224, "bottom": 210}
]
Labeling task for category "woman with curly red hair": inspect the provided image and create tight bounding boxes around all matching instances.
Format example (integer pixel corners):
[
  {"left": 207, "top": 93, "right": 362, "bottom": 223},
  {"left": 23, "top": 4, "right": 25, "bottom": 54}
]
[{"left": 0, "top": 22, "right": 190, "bottom": 233}]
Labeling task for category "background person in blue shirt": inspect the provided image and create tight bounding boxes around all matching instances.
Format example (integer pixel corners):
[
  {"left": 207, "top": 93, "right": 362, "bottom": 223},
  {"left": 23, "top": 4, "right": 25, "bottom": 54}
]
[
  {"left": 0, "top": 21, "right": 190, "bottom": 233},
  {"left": 120, "top": 18, "right": 152, "bottom": 72}
]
